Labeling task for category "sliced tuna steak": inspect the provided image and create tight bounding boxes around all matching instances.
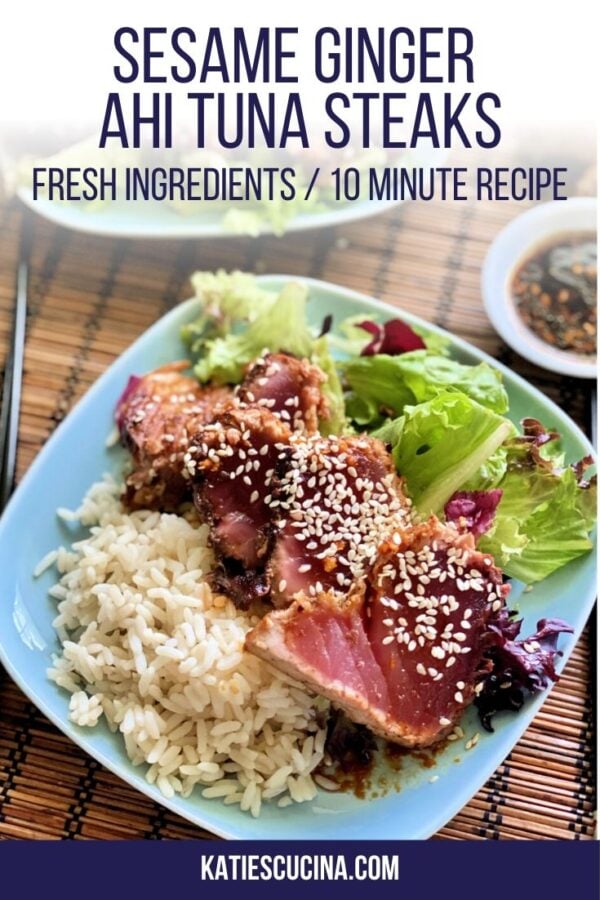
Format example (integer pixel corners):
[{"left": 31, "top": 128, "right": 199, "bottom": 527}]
[
  {"left": 189, "top": 406, "right": 290, "bottom": 572},
  {"left": 268, "top": 434, "right": 411, "bottom": 606},
  {"left": 236, "top": 352, "right": 328, "bottom": 432},
  {"left": 246, "top": 519, "right": 509, "bottom": 747},
  {"left": 117, "top": 361, "right": 231, "bottom": 511}
]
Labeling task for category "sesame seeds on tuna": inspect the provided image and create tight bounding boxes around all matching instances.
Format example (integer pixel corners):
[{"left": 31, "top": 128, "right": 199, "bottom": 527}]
[
  {"left": 365, "top": 518, "right": 510, "bottom": 739},
  {"left": 267, "top": 433, "right": 412, "bottom": 604}
]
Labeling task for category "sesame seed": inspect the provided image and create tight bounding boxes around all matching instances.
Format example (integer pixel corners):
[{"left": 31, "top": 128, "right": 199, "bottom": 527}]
[
  {"left": 298, "top": 563, "right": 312, "bottom": 574},
  {"left": 454, "top": 691, "right": 464, "bottom": 704},
  {"left": 439, "top": 717, "right": 451, "bottom": 726}
]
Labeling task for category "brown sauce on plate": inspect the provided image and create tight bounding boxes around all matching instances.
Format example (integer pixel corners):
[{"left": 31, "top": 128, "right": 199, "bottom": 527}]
[
  {"left": 318, "top": 736, "right": 451, "bottom": 800},
  {"left": 511, "top": 231, "right": 597, "bottom": 355}
]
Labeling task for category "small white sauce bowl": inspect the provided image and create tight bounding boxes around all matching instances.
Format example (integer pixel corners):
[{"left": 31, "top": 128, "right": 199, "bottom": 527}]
[{"left": 482, "top": 198, "right": 597, "bottom": 379}]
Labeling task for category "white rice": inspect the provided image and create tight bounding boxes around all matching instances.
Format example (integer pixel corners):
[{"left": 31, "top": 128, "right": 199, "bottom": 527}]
[{"left": 45, "top": 476, "right": 330, "bottom": 816}]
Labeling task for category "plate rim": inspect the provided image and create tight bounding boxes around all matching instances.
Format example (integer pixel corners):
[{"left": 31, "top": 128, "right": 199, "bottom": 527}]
[{"left": 0, "top": 274, "right": 595, "bottom": 840}]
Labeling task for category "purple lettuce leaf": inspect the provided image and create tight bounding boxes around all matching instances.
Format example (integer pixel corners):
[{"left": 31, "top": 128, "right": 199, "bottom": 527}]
[
  {"left": 358, "top": 319, "right": 426, "bottom": 356},
  {"left": 475, "top": 610, "right": 574, "bottom": 731},
  {"left": 444, "top": 489, "right": 503, "bottom": 537}
]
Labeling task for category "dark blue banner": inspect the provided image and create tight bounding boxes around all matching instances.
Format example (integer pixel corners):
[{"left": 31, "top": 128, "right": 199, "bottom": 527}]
[{"left": 0, "top": 840, "right": 597, "bottom": 900}]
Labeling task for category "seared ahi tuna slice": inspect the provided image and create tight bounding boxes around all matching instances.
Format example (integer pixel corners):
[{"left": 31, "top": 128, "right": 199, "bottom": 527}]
[
  {"left": 117, "top": 361, "right": 231, "bottom": 511},
  {"left": 246, "top": 592, "right": 393, "bottom": 723},
  {"left": 365, "top": 520, "right": 509, "bottom": 745},
  {"left": 236, "top": 352, "right": 328, "bottom": 432},
  {"left": 247, "top": 520, "right": 509, "bottom": 748},
  {"left": 189, "top": 406, "right": 291, "bottom": 572},
  {"left": 268, "top": 434, "right": 411, "bottom": 606}
]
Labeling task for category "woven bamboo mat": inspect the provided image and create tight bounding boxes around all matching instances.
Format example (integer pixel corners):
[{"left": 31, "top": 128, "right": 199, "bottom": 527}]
[{"left": 0, "top": 195, "right": 596, "bottom": 841}]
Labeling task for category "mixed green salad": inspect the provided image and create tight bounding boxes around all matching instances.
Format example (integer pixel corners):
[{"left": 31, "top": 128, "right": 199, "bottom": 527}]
[{"left": 182, "top": 271, "right": 597, "bottom": 585}]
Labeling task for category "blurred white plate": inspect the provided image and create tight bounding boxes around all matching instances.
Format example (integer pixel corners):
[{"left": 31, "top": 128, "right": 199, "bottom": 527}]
[
  {"left": 482, "top": 198, "right": 597, "bottom": 379},
  {"left": 18, "top": 143, "right": 445, "bottom": 240},
  {"left": 17, "top": 190, "right": 400, "bottom": 239}
]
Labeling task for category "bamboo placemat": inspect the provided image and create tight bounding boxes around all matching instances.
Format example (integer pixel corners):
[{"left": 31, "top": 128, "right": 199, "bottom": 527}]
[{"left": 0, "top": 193, "right": 596, "bottom": 841}]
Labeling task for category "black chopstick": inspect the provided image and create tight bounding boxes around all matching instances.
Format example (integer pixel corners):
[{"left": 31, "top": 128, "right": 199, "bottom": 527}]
[{"left": 0, "top": 214, "right": 30, "bottom": 513}]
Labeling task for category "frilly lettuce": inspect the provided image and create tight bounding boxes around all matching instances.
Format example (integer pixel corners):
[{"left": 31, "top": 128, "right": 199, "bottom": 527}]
[
  {"left": 182, "top": 270, "right": 275, "bottom": 356},
  {"left": 475, "top": 611, "right": 573, "bottom": 731},
  {"left": 374, "top": 392, "right": 515, "bottom": 516},
  {"left": 347, "top": 351, "right": 509, "bottom": 427},
  {"left": 184, "top": 275, "right": 313, "bottom": 384},
  {"left": 479, "top": 421, "right": 597, "bottom": 582}
]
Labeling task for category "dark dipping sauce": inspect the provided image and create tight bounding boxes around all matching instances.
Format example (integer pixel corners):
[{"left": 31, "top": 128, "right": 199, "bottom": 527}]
[{"left": 512, "top": 231, "right": 597, "bottom": 356}]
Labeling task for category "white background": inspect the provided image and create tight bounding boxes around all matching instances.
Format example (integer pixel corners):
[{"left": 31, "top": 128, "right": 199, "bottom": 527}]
[{"left": 0, "top": 0, "right": 596, "bottom": 153}]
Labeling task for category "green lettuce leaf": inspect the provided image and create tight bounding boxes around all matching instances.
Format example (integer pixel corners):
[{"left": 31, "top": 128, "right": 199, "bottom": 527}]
[
  {"left": 414, "top": 326, "right": 451, "bottom": 356},
  {"left": 374, "top": 392, "right": 515, "bottom": 516},
  {"left": 345, "top": 351, "right": 509, "bottom": 427},
  {"left": 182, "top": 270, "right": 276, "bottom": 356},
  {"left": 462, "top": 445, "right": 508, "bottom": 491},
  {"left": 479, "top": 427, "right": 597, "bottom": 582},
  {"left": 188, "top": 280, "right": 314, "bottom": 385}
]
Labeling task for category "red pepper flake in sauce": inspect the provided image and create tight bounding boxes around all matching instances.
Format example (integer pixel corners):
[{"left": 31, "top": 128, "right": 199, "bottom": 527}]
[{"left": 512, "top": 231, "right": 597, "bottom": 356}]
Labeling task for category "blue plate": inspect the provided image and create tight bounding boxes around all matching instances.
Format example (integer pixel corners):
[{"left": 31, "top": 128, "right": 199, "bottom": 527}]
[{"left": 0, "top": 276, "right": 595, "bottom": 839}]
